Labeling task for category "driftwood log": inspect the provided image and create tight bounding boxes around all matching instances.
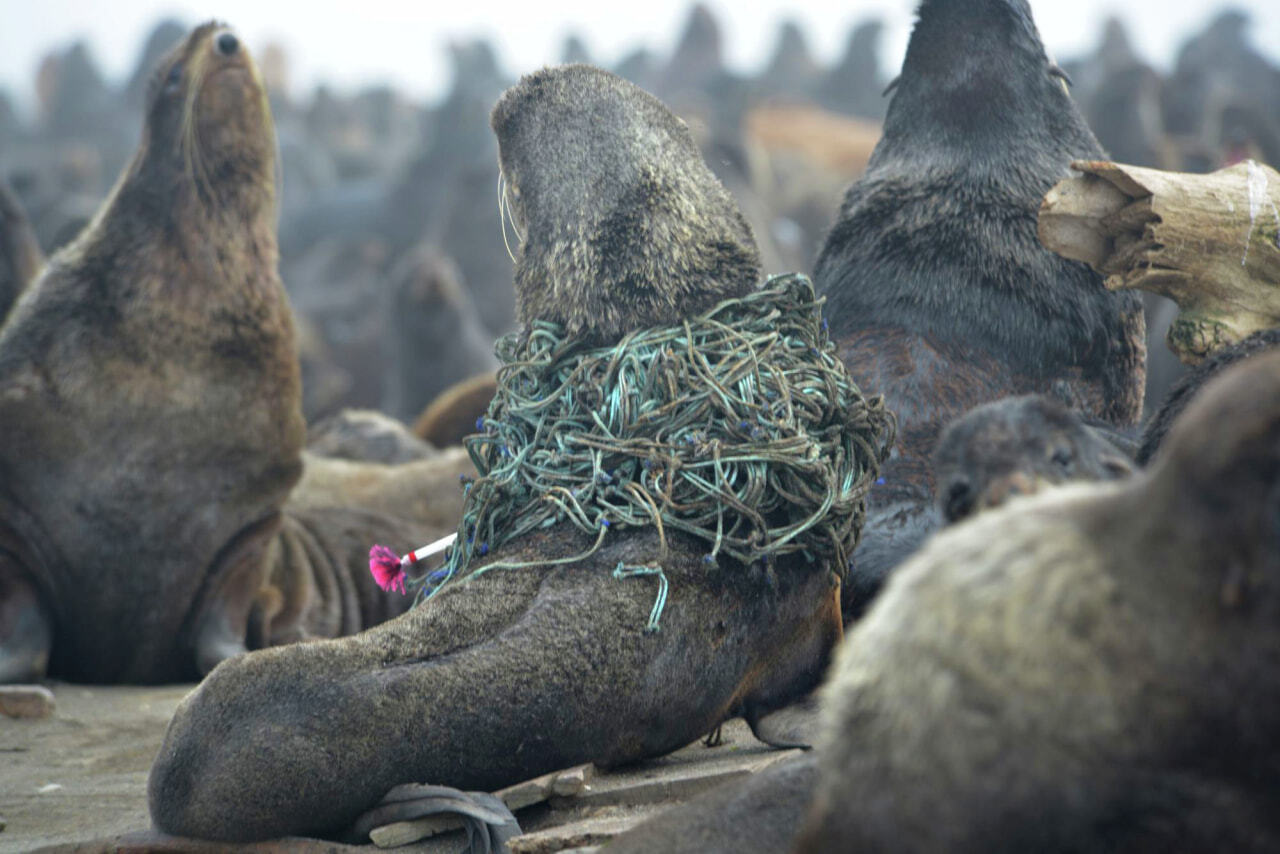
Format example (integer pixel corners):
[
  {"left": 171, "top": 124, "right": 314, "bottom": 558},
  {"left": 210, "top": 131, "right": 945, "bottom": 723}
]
[{"left": 1039, "top": 159, "right": 1280, "bottom": 364}]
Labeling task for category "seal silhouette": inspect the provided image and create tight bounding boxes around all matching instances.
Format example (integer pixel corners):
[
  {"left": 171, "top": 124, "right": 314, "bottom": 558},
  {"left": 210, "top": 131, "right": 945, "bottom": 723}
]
[
  {"left": 796, "top": 349, "right": 1280, "bottom": 852},
  {"left": 814, "top": 0, "right": 1146, "bottom": 614},
  {"left": 0, "top": 179, "right": 43, "bottom": 322},
  {"left": 146, "top": 65, "right": 882, "bottom": 842},
  {"left": 0, "top": 23, "right": 468, "bottom": 684}
]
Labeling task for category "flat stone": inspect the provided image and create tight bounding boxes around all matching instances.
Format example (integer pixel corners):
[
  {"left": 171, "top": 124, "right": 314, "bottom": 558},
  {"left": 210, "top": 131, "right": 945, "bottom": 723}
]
[
  {"left": 573, "top": 749, "right": 800, "bottom": 808},
  {"left": 508, "top": 814, "right": 647, "bottom": 854},
  {"left": 498, "top": 764, "right": 587, "bottom": 812},
  {"left": 369, "top": 814, "right": 463, "bottom": 848},
  {"left": 550, "top": 767, "right": 591, "bottom": 798},
  {"left": 0, "top": 685, "right": 56, "bottom": 719}
]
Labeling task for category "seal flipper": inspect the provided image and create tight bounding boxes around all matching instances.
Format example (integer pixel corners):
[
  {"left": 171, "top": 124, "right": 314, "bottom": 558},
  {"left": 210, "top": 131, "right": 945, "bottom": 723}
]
[
  {"left": 190, "top": 514, "right": 282, "bottom": 675},
  {"left": 743, "top": 700, "right": 813, "bottom": 752},
  {"left": 349, "top": 784, "right": 520, "bottom": 851},
  {"left": 0, "top": 566, "right": 52, "bottom": 683}
]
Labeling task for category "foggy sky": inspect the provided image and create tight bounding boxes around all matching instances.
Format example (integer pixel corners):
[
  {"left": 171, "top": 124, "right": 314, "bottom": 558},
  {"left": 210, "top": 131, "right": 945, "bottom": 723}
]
[{"left": 3, "top": 0, "right": 1278, "bottom": 114}]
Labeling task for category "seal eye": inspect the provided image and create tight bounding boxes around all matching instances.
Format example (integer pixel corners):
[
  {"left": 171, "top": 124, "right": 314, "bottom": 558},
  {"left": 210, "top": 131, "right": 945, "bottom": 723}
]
[
  {"left": 163, "top": 63, "right": 183, "bottom": 95},
  {"left": 1050, "top": 446, "right": 1073, "bottom": 471},
  {"left": 945, "top": 479, "right": 974, "bottom": 522},
  {"left": 216, "top": 32, "right": 239, "bottom": 57}
]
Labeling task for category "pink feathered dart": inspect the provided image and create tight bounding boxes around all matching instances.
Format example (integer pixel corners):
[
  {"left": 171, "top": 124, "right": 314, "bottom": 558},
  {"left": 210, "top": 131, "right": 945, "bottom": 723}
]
[{"left": 368, "top": 533, "right": 458, "bottom": 595}]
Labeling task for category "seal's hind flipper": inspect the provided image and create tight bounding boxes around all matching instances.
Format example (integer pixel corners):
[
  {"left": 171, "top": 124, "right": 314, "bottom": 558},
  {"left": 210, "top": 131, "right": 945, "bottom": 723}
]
[
  {"left": 0, "top": 568, "right": 51, "bottom": 684},
  {"left": 744, "top": 702, "right": 813, "bottom": 752},
  {"left": 350, "top": 783, "right": 520, "bottom": 852}
]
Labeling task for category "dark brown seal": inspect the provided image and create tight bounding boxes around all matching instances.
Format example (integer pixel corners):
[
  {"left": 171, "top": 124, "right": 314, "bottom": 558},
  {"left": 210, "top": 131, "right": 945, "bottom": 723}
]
[
  {"left": 814, "top": 0, "right": 1147, "bottom": 614},
  {"left": 932, "top": 394, "right": 1134, "bottom": 523},
  {"left": 147, "top": 65, "right": 855, "bottom": 842},
  {"left": 795, "top": 349, "right": 1280, "bottom": 852},
  {"left": 0, "top": 24, "right": 469, "bottom": 684}
]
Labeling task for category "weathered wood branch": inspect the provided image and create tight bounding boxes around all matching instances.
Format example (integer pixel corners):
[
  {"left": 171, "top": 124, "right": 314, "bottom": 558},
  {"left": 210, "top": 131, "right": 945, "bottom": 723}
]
[{"left": 1039, "top": 159, "right": 1280, "bottom": 364}]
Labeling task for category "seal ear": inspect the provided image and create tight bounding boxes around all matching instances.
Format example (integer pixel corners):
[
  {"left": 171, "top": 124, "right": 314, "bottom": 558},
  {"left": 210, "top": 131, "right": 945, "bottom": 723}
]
[{"left": 1099, "top": 451, "right": 1135, "bottom": 479}]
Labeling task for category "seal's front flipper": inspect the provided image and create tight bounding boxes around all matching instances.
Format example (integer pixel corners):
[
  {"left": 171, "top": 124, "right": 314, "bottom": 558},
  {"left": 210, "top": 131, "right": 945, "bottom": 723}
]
[
  {"left": 191, "top": 515, "right": 280, "bottom": 675},
  {"left": 744, "top": 701, "right": 813, "bottom": 752},
  {"left": 0, "top": 562, "right": 52, "bottom": 683},
  {"left": 350, "top": 784, "right": 520, "bottom": 853}
]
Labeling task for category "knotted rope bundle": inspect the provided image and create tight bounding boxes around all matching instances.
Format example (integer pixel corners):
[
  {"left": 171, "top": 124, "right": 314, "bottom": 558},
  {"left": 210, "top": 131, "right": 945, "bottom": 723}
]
[{"left": 410, "top": 273, "right": 894, "bottom": 622}]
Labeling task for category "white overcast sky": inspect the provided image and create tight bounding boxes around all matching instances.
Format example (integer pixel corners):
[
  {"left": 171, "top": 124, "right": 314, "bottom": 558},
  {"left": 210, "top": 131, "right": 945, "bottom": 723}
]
[{"left": 2, "top": 0, "right": 1278, "bottom": 114}]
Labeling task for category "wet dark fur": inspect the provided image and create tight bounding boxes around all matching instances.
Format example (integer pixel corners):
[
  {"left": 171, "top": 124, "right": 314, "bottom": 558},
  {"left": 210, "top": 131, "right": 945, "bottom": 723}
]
[
  {"left": 795, "top": 350, "right": 1280, "bottom": 853},
  {"left": 149, "top": 65, "right": 847, "bottom": 842},
  {"left": 1138, "top": 329, "right": 1280, "bottom": 465},
  {"left": 813, "top": 0, "right": 1146, "bottom": 612},
  {"left": 934, "top": 394, "right": 1134, "bottom": 523},
  {"left": 491, "top": 64, "right": 760, "bottom": 346},
  {"left": 0, "top": 179, "right": 44, "bottom": 322}
]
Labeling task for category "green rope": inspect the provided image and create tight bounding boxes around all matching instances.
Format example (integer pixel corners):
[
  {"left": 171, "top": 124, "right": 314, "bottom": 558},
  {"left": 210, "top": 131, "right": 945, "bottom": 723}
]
[{"left": 413, "top": 273, "right": 895, "bottom": 628}]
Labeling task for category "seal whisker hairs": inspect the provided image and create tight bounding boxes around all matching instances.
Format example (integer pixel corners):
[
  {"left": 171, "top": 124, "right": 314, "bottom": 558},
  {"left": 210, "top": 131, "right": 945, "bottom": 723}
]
[
  {"left": 179, "top": 59, "right": 217, "bottom": 206},
  {"left": 497, "top": 170, "right": 519, "bottom": 265}
]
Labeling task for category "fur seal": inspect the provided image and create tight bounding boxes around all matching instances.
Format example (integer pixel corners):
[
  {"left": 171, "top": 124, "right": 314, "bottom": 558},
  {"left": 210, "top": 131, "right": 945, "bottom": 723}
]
[
  {"left": 381, "top": 247, "right": 497, "bottom": 423},
  {"left": 933, "top": 395, "right": 1134, "bottom": 523},
  {"left": 0, "top": 24, "right": 468, "bottom": 684},
  {"left": 814, "top": 0, "right": 1146, "bottom": 613},
  {"left": 1138, "top": 328, "right": 1280, "bottom": 465},
  {"left": 410, "top": 371, "right": 498, "bottom": 448},
  {"left": 0, "top": 179, "right": 44, "bottom": 322},
  {"left": 147, "top": 65, "right": 868, "bottom": 842},
  {"left": 306, "top": 408, "right": 437, "bottom": 465},
  {"left": 795, "top": 348, "right": 1280, "bottom": 852},
  {"left": 0, "top": 22, "right": 302, "bottom": 683}
]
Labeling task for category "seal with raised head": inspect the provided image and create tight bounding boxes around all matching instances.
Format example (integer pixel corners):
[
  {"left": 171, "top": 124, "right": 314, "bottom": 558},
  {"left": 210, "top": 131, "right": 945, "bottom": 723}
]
[
  {"left": 0, "top": 23, "right": 469, "bottom": 684},
  {"left": 795, "top": 349, "right": 1280, "bottom": 852},
  {"left": 0, "top": 179, "right": 44, "bottom": 322},
  {"left": 933, "top": 394, "right": 1134, "bottom": 524},
  {"left": 0, "top": 22, "right": 301, "bottom": 684},
  {"left": 148, "top": 64, "right": 888, "bottom": 842},
  {"left": 814, "top": 0, "right": 1147, "bottom": 614}
]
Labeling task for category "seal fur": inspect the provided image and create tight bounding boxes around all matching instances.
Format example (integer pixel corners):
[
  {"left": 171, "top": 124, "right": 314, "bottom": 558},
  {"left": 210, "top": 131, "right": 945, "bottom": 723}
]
[{"left": 493, "top": 64, "right": 761, "bottom": 346}]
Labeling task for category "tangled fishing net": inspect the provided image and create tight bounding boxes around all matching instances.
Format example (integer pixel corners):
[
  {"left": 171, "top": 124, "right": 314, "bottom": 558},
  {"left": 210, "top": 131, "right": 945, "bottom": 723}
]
[{"left": 407, "top": 273, "right": 894, "bottom": 626}]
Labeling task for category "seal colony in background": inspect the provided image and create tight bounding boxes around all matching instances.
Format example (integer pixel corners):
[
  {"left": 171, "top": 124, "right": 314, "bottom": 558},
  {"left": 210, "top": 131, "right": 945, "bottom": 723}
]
[
  {"left": 0, "top": 22, "right": 474, "bottom": 685},
  {"left": 0, "top": 1, "right": 1274, "bottom": 850},
  {"left": 147, "top": 63, "right": 891, "bottom": 841}
]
